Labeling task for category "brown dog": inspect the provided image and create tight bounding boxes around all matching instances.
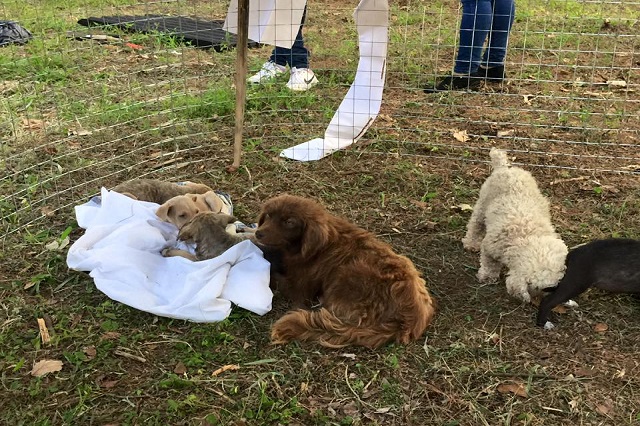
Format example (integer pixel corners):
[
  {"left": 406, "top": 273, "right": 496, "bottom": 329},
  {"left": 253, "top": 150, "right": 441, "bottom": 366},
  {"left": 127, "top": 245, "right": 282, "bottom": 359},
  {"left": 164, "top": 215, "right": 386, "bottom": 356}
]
[
  {"left": 112, "top": 179, "right": 212, "bottom": 204},
  {"left": 156, "top": 191, "right": 231, "bottom": 229},
  {"left": 254, "top": 194, "right": 436, "bottom": 349},
  {"left": 162, "top": 212, "right": 254, "bottom": 261}
]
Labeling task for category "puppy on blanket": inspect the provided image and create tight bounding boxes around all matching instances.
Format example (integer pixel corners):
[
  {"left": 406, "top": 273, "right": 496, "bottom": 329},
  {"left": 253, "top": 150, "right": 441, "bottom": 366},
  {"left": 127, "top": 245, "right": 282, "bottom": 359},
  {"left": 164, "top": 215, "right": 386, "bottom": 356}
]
[
  {"left": 162, "top": 212, "right": 255, "bottom": 261},
  {"left": 537, "top": 238, "right": 640, "bottom": 328},
  {"left": 462, "top": 148, "right": 568, "bottom": 303},
  {"left": 112, "top": 179, "right": 212, "bottom": 204},
  {"left": 156, "top": 191, "right": 233, "bottom": 229}
]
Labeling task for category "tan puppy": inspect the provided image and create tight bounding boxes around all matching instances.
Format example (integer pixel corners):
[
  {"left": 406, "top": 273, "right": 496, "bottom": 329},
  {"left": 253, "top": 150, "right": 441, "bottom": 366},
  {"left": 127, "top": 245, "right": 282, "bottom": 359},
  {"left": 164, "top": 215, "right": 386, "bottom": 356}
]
[
  {"left": 112, "top": 179, "right": 212, "bottom": 204},
  {"left": 156, "top": 191, "right": 231, "bottom": 229},
  {"left": 162, "top": 212, "right": 255, "bottom": 261}
]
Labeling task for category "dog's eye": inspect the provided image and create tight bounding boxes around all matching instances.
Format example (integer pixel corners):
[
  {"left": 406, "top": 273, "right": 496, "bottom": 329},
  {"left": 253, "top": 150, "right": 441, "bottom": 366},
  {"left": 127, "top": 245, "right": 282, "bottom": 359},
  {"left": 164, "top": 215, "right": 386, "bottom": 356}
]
[
  {"left": 179, "top": 213, "right": 187, "bottom": 219},
  {"left": 284, "top": 218, "right": 297, "bottom": 227}
]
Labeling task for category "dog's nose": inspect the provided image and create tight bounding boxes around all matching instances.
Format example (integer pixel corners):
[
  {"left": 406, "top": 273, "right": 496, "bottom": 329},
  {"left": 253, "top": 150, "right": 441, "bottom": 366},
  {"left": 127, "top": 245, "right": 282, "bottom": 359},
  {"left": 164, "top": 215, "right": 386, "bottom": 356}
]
[{"left": 255, "top": 230, "right": 263, "bottom": 240}]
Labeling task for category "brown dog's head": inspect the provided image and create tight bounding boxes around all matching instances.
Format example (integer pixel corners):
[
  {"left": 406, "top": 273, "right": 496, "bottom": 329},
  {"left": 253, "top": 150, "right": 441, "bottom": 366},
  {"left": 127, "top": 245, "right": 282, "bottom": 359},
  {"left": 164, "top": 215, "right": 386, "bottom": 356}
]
[
  {"left": 156, "top": 191, "right": 227, "bottom": 229},
  {"left": 254, "top": 194, "right": 331, "bottom": 258}
]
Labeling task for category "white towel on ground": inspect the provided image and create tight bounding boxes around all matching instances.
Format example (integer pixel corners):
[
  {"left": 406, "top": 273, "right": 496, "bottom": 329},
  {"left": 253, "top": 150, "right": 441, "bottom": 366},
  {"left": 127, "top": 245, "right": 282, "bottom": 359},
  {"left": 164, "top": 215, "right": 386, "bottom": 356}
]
[{"left": 66, "top": 188, "right": 272, "bottom": 322}]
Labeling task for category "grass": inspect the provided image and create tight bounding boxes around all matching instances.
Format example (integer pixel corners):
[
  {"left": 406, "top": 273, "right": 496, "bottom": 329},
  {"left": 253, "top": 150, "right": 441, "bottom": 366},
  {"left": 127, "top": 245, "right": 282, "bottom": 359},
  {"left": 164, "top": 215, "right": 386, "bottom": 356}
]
[{"left": 1, "top": 0, "right": 640, "bottom": 424}]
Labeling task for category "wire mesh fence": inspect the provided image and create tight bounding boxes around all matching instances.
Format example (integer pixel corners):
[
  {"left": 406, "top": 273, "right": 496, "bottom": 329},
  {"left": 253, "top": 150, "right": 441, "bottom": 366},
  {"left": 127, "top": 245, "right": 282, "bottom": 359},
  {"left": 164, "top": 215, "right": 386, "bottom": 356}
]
[{"left": 1, "top": 0, "right": 639, "bottom": 241}]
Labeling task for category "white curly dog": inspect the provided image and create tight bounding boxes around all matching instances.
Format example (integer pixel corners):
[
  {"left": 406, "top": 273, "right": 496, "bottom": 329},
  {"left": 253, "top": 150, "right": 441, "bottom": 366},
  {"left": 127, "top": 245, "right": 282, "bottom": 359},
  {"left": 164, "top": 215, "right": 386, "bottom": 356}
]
[{"left": 462, "top": 148, "right": 568, "bottom": 303}]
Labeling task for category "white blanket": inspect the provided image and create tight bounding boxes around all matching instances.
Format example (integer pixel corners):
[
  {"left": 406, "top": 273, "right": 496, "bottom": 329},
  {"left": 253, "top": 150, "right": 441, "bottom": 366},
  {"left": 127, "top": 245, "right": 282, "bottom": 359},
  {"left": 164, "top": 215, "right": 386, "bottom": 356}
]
[{"left": 66, "top": 188, "right": 273, "bottom": 322}]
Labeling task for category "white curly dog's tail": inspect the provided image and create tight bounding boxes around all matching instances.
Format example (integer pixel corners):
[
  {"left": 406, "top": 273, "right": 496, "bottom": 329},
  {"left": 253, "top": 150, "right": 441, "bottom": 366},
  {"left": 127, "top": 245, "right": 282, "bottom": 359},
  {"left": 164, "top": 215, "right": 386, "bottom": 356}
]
[{"left": 489, "top": 148, "right": 511, "bottom": 169}]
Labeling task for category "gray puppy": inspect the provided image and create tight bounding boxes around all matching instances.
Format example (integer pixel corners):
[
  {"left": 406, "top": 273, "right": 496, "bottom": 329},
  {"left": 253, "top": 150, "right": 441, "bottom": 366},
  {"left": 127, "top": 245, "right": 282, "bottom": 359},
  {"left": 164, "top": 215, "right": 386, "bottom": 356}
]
[
  {"left": 162, "top": 212, "right": 255, "bottom": 261},
  {"left": 112, "top": 179, "right": 212, "bottom": 204}
]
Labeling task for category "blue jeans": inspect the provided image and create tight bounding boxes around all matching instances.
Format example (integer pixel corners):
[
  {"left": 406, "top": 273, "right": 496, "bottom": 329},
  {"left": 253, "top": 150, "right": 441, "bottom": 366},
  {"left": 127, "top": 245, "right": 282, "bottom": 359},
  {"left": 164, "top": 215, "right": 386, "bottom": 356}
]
[
  {"left": 454, "top": 0, "right": 515, "bottom": 75},
  {"left": 269, "top": 7, "right": 309, "bottom": 69}
]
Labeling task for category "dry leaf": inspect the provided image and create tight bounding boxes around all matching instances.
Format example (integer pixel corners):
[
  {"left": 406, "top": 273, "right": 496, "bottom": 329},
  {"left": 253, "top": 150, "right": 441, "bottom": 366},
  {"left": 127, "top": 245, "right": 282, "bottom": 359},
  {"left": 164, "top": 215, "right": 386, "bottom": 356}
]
[
  {"left": 551, "top": 304, "right": 568, "bottom": 314},
  {"left": 211, "top": 364, "right": 240, "bottom": 376},
  {"left": 100, "top": 331, "right": 121, "bottom": 340},
  {"left": 614, "top": 369, "right": 625, "bottom": 379},
  {"left": 575, "top": 366, "right": 595, "bottom": 377},
  {"left": 595, "top": 399, "right": 614, "bottom": 416},
  {"left": 21, "top": 118, "right": 46, "bottom": 130},
  {"left": 84, "top": 346, "right": 97, "bottom": 359},
  {"left": 594, "top": 323, "right": 608, "bottom": 333},
  {"left": 42, "top": 145, "right": 58, "bottom": 155},
  {"left": 174, "top": 361, "right": 187, "bottom": 375},
  {"left": 342, "top": 401, "right": 360, "bottom": 417},
  {"left": 496, "top": 382, "right": 528, "bottom": 398},
  {"left": 101, "top": 380, "right": 119, "bottom": 389},
  {"left": 451, "top": 203, "right": 473, "bottom": 212},
  {"left": 607, "top": 80, "right": 627, "bottom": 88},
  {"left": 31, "top": 359, "right": 63, "bottom": 377},
  {"left": 40, "top": 206, "right": 56, "bottom": 217},
  {"left": 452, "top": 129, "right": 469, "bottom": 143},
  {"left": 0, "top": 80, "right": 20, "bottom": 94},
  {"left": 488, "top": 333, "right": 501, "bottom": 345},
  {"left": 340, "top": 353, "right": 357, "bottom": 360},
  {"left": 410, "top": 200, "right": 428, "bottom": 209},
  {"left": 497, "top": 129, "right": 515, "bottom": 138},
  {"left": 68, "top": 128, "right": 93, "bottom": 136}
]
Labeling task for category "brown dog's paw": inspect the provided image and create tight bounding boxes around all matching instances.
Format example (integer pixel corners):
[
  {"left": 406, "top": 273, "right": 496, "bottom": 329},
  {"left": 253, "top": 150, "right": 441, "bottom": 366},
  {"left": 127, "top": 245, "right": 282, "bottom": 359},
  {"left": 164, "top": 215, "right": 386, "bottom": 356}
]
[{"left": 270, "top": 328, "right": 292, "bottom": 345}]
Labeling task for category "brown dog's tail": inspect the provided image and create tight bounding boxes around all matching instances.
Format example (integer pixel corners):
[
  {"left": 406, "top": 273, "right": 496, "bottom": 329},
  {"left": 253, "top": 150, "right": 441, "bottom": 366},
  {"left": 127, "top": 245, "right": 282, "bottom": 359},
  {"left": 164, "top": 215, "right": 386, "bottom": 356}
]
[
  {"left": 271, "top": 280, "right": 436, "bottom": 349},
  {"left": 489, "top": 147, "right": 511, "bottom": 169},
  {"left": 271, "top": 308, "right": 399, "bottom": 349}
]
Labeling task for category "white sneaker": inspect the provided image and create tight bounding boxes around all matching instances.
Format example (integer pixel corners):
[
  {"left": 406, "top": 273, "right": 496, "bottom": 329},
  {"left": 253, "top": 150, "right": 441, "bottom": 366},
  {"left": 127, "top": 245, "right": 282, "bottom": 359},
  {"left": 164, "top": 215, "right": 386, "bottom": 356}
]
[
  {"left": 247, "top": 61, "right": 286, "bottom": 84},
  {"left": 286, "top": 67, "right": 319, "bottom": 91}
]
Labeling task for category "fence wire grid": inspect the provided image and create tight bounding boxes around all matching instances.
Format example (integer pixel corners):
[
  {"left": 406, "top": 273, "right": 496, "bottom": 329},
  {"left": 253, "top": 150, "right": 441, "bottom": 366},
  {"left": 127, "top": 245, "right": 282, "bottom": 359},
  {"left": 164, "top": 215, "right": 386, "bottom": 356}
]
[{"left": 1, "top": 0, "right": 639, "bottom": 240}]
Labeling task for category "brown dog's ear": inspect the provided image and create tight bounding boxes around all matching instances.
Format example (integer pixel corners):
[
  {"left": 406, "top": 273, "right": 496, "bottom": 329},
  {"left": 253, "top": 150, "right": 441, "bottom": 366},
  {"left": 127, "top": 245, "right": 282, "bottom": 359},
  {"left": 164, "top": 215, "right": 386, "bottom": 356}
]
[
  {"left": 178, "top": 222, "right": 195, "bottom": 243},
  {"left": 201, "top": 191, "right": 223, "bottom": 213},
  {"left": 301, "top": 221, "right": 329, "bottom": 259},
  {"left": 156, "top": 203, "right": 173, "bottom": 222}
]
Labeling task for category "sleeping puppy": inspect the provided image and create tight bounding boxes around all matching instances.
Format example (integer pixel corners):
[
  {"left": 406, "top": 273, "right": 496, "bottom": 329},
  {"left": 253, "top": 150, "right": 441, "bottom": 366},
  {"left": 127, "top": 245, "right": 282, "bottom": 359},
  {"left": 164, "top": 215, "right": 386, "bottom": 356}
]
[
  {"left": 162, "top": 212, "right": 254, "bottom": 261},
  {"left": 156, "top": 191, "right": 232, "bottom": 229},
  {"left": 537, "top": 238, "right": 640, "bottom": 329},
  {"left": 112, "top": 179, "right": 212, "bottom": 203}
]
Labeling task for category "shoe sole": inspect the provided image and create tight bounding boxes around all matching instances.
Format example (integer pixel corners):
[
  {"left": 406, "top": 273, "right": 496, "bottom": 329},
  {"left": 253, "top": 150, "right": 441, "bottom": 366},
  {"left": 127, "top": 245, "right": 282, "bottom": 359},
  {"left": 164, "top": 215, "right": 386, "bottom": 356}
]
[{"left": 287, "top": 78, "right": 318, "bottom": 91}]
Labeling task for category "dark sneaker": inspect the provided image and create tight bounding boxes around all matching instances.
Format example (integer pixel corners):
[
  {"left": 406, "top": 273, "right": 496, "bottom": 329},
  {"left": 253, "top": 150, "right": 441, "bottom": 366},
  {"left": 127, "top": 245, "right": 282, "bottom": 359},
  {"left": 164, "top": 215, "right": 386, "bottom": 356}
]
[
  {"left": 473, "top": 65, "right": 506, "bottom": 82},
  {"left": 424, "top": 75, "right": 482, "bottom": 93}
]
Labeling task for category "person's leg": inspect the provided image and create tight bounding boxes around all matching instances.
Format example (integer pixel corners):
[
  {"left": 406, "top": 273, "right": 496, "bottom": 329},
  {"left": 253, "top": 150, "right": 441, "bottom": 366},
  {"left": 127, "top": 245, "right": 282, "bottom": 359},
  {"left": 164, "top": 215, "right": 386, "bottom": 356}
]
[
  {"left": 476, "top": 0, "right": 515, "bottom": 80},
  {"left": 285, "top": 7, "right": 318, "bottom": 91},
  {"left": 271, "top": 6, "right": 309, "bottom": 68},
  {"left": 250, "top": 7, "right": 308, "bottom": 83},
  {"left": 425, "top": 0, "right": 492, "bottom": 92},
  {"left": 454, "top": 0, "right": 493, "bottom": 75}
]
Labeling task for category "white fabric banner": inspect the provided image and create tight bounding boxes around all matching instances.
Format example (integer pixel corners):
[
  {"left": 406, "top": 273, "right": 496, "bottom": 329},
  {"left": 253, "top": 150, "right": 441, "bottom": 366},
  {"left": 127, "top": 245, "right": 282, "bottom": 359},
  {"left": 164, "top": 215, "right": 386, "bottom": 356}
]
[
  {"left": 280, "top": 0, "right": 389, "bottom": 161},
  {"left": 66, "top": 189, "right": 273, "bottom": 322},
  {"left": 224, "top": 0, "right": 307, "bottom": 48}
]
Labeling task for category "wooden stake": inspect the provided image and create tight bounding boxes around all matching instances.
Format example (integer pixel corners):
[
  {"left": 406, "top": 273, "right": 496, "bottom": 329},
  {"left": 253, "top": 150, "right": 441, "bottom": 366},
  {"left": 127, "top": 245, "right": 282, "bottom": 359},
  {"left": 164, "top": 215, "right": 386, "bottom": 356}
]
[{"left": 230, "top": 0, "right": 250, "bottom": 171}]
